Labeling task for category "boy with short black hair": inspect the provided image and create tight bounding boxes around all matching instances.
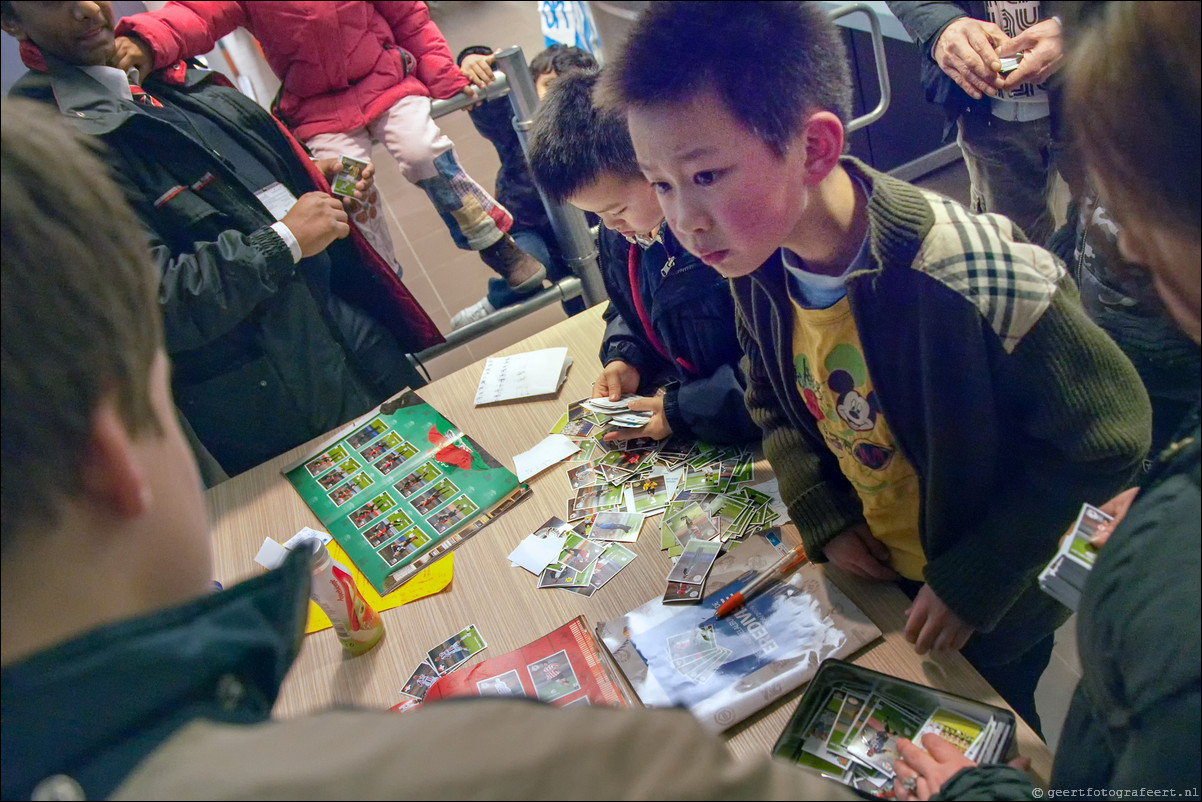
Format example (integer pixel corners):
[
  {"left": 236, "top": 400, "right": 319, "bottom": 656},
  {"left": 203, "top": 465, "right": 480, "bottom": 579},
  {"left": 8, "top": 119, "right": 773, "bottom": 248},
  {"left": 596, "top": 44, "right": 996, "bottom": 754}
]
[
  {"left": 607, "top": 0, "right": 1151, "bottom": 731},
  {"left": 529, "top": 69, "right": 758, "bottom": 446},
  {"left": 528, "top": 43, "right": 598, "bottom": 99}
]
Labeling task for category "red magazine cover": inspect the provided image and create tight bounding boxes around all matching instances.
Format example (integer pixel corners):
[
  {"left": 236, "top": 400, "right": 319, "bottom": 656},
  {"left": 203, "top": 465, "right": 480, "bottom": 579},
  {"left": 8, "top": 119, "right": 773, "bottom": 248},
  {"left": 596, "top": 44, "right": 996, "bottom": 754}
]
[{"left": 418, "top": 616, "right": 632, "bottom": 709}]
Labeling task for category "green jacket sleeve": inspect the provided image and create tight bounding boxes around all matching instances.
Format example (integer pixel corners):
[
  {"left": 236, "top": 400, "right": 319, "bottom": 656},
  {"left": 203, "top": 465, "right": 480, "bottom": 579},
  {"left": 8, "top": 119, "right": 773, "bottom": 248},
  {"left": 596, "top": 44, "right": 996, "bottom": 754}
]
[
  {"left": 933, "top": 765, "right": 1037, "bottom": 800},
  {"left": 923, "top": 278, "right": 1151, "bottom": 632}
]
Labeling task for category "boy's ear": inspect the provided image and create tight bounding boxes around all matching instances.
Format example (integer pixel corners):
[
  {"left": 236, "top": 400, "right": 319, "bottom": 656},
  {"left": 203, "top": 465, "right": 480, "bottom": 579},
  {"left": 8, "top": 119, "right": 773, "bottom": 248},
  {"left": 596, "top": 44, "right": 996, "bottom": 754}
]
[
  {"left": 79, "top": 397, "right": 153, "bottom": 521},
  {"left": 0, "top": 16, "right": 29, "bottom": 42},
  {"left": 799, "top": 111, "right": 846, "bottom": 186}
]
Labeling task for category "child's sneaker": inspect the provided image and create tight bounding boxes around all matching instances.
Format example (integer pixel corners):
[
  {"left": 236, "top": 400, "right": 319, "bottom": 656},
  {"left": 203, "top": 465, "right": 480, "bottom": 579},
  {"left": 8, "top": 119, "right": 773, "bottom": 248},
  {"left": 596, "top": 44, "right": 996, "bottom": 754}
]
[{"left": 451, "top": 297, "right": 496, "bottom": 330}]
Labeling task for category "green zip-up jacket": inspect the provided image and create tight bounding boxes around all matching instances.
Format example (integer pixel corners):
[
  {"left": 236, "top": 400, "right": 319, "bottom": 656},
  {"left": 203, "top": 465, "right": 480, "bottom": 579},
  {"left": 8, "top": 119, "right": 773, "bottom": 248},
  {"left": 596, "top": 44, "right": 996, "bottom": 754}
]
[{"left": 733, "top": 157, "right": 1150, "bottom": 637}]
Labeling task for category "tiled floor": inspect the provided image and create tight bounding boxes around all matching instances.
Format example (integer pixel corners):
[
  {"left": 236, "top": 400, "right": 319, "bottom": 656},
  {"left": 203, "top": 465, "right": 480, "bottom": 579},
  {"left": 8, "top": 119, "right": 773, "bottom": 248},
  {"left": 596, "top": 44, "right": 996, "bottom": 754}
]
[{"left": 379, "top": 0, "right": 1079, "bottom": 756}]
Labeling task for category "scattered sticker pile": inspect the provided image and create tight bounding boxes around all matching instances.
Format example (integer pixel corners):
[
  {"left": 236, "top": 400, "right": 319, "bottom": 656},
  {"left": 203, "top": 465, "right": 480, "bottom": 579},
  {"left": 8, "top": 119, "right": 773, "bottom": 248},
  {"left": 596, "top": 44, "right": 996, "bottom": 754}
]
[
  {"left": 395, "top": 623, "right": 488, "bottom": 709},
  {"left": 508, "top": 396, "right": 789, "bottom": 600}
]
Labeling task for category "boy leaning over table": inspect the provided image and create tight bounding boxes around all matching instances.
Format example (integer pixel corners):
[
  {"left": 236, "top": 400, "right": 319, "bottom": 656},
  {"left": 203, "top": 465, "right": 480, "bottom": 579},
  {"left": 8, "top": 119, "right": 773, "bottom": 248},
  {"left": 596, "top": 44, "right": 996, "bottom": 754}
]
[
  {"left": 605, "top": 0, "right": 1150, "bottom": 738},
  {"left": 0, "top": 99, "right": 860, "bottom": 802},
  {"left": 528, "top": 68, "right": 760, "bottom": 448}
]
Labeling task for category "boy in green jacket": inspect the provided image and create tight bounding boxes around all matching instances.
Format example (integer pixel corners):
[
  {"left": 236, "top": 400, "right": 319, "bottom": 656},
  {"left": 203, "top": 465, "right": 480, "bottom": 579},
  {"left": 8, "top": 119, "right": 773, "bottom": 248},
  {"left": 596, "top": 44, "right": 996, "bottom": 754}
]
[{"left": 606, "top": 0, "right": 1151, "bottom": 734}]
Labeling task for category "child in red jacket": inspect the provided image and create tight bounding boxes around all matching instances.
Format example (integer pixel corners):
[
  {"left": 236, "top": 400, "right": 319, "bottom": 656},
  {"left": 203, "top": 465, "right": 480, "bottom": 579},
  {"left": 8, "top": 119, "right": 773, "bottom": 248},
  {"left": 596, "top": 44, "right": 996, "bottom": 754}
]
[{"left": 115, "top": 0, "right": 546, "bottom": 292}]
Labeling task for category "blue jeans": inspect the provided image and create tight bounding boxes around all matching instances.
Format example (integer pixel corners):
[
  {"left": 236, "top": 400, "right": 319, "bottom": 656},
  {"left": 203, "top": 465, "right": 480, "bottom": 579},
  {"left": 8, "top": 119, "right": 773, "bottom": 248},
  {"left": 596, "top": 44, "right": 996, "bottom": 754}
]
[{"left": 485, "top": 229, "right": 586, "bottom": 316}]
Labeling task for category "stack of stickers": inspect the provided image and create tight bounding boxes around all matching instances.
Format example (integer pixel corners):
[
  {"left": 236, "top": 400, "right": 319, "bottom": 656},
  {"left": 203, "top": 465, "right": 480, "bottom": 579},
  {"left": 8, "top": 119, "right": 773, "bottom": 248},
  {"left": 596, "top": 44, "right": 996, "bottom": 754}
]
[
  {"left": 790, "top": 680, "right": 1011, "bottom": 796},
  {"left": 394, "top": 624, "right": 488, "bottom": 711},
  {"left": 507, "top": 515, "right": 639, "bottom": 598},
  {"left": 548, "top": 396, "right": 788, "bottom": 602},
  {"left": 1039, "top": 502, "right": 1108, "bottom": 612},
  {"left": 663, "top": 538, "right": 721, "bottom": 603},
  {"left": 579, "top": 395, "right": 654, "bottom": 429},
  {"left": 666, "top": 624, "right": 732, "bottom": 683}
]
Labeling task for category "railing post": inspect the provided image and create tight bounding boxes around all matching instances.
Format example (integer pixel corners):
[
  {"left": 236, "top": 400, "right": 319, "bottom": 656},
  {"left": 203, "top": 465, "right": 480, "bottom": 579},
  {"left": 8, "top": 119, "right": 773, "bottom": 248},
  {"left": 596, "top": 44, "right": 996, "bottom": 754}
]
[{"left": 493, "top": 46, "right": 608, "bottom": 308}]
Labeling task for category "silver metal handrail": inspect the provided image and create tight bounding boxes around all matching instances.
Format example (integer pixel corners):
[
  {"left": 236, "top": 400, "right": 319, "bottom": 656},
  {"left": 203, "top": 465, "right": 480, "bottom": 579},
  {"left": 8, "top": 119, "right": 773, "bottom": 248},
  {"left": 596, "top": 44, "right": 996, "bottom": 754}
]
[
  {"left": 414, "top": 277, "right": 585, "bottom": 364},
  {"left": 493, "top": 45, "right": 607, "bottom": 308},
  {"left": 413, "top": 46, "right": 606, "bottom": 368},
  {"left": 429, "top": 71, "right": 513, "bottom": 118},
  {"left": 829, "top": 2, "right": 892, "bottom": 133}
]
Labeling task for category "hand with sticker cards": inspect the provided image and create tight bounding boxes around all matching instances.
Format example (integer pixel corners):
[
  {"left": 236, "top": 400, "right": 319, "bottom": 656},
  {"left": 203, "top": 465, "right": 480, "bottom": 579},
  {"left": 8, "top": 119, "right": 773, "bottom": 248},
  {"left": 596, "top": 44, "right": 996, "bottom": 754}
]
[
  {"left": 314, "top": 155, "right": 377, "bottom": 220},
  {"left": 892, "top": 734, "right": 1031, "bottom": 801},
  {"left": 581, "top": 392, "right": 667, "bottom": 442},
  {"left": 605, "top": 394, "right": 672, "bottom": 443},
  {"left": 592, "top": 360, "right": 641, "bottom": 402}
]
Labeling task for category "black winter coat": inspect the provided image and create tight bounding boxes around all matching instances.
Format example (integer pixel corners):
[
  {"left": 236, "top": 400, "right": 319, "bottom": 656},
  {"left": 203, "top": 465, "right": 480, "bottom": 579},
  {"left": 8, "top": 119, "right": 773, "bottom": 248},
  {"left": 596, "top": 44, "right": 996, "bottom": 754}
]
[
  {"left": 12, "top": 59, "right": 442, "bottom": 474},
  {"left": 597, "top": 226, "right": 758, "bottom": 445}
]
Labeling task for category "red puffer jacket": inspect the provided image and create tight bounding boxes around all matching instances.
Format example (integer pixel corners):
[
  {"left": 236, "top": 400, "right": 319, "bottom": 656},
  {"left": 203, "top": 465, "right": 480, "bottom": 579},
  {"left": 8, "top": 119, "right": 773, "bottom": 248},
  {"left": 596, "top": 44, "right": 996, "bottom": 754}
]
[{"left": 116, "top": 1, "right": 468, "bottom": 141}]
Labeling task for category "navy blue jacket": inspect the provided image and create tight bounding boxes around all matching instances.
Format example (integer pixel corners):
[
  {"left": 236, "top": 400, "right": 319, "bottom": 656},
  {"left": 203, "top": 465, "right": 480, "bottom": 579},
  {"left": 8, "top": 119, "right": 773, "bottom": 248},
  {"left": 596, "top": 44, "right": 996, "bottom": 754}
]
[{"left": 597, "top": 226, "right": 758, "bottom": 445}]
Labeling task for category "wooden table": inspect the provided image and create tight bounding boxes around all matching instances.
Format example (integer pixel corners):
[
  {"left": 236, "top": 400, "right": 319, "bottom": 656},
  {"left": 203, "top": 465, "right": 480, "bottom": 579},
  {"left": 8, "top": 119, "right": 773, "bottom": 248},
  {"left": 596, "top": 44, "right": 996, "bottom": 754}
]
[{"left": 206, "top": 304, "right": 1053, "bottom": 782}]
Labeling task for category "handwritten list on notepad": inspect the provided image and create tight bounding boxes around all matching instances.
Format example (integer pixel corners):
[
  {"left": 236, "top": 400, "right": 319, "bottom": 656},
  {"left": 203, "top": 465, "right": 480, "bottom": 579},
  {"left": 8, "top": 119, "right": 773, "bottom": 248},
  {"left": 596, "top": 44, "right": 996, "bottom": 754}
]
[{"left": 474, "top": 347, "right": 572, "bottom": 406}]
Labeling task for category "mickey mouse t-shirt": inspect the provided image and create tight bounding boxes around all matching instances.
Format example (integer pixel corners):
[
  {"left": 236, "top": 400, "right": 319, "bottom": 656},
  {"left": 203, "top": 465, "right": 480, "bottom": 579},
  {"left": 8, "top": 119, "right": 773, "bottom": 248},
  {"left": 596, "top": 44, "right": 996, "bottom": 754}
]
[{"left": 783, "top": 239, "right": 927, "bottom": 581}]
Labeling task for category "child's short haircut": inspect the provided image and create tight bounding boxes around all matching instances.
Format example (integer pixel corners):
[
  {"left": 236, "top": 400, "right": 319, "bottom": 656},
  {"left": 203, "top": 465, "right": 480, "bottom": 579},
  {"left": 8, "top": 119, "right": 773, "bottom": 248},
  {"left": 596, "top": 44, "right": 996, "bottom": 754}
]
[
  {"left": 606, "top": 1, "right": 853, "bottom": 156},
  {"left": 528, "top": 69, "right": 643, "bottom": 202},
  {"left": 1, "top": 99, "right": 163, "bottom": 549},
  {"left": 528, "top": 43, "right": 598, "bottom": 79}
]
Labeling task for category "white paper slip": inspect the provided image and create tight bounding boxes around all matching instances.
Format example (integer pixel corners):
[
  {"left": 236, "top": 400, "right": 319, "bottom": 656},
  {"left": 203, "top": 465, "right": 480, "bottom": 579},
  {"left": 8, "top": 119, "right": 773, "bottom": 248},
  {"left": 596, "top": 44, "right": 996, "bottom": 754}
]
[
  {"left": 508, "top": 531, "right": 569, "bottom": 575},
  {"left": 474, "top": 347, "right": 572, "bottom": 405},
  {"left": 513, "top": 434, "right": 580, "bottom": 482},
  {"left": 254, "top": 182, "right": 298, "bottom": 221}
]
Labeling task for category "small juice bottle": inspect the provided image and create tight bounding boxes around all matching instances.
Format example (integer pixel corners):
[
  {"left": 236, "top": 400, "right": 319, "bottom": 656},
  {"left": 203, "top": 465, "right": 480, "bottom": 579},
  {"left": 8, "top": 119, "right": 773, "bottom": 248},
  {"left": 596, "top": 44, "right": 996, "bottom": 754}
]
[{"left": 305, "top": 538, "right": 385, "bottom": 655}]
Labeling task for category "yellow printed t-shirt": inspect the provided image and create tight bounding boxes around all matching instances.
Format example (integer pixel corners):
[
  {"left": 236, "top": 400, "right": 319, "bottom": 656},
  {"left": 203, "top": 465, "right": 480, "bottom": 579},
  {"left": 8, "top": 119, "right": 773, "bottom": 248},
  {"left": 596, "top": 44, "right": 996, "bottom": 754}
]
[{"left": 788, "top": 293, "right": 927, "bottom": 580}]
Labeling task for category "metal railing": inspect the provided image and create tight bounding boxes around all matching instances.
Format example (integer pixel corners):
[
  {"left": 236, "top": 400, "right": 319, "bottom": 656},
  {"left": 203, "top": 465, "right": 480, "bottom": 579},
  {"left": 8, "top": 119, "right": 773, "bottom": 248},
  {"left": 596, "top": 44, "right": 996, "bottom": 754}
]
[
  {"left": 411, "top": 3, "right": 892, "bottom": 367},
  {"left": 830, "top": 2, "right": 892, "bottom": 134},
  {"left": 414, "top": 47, "right": 603, "bottom": 366}
]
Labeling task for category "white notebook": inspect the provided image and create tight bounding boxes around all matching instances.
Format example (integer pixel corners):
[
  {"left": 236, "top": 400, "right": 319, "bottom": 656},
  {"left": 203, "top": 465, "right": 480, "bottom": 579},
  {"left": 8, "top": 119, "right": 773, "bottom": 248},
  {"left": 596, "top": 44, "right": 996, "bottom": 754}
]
[{"left": 474, "top": 347, "right": 572, "bottom": 405}]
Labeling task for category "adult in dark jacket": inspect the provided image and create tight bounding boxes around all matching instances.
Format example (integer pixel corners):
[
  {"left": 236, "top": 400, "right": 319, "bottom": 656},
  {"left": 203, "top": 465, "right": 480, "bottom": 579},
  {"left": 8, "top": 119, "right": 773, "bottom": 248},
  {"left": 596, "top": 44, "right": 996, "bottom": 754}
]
[
  {"left": 888, "top": 1, "right": 1075, "bottom": 245},
  {"left": 2, "top": 0, "right": 442, "bottom": 476},
  {"left": 892, "top": 3, "right": 1201, "bottom": 797}
]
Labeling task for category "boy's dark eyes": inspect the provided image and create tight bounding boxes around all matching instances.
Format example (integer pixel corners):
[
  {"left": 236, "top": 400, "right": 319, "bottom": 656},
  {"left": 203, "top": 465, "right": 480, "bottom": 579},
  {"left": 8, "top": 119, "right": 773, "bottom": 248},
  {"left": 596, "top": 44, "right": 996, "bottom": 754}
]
[
  {"left": 693, "top": 170, "right": 723, "bottom": 186},
  {"left": 651, "top": 181, "right": 672, "bottom": 195}
]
